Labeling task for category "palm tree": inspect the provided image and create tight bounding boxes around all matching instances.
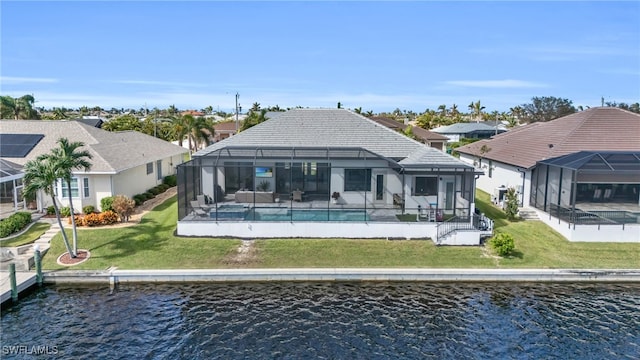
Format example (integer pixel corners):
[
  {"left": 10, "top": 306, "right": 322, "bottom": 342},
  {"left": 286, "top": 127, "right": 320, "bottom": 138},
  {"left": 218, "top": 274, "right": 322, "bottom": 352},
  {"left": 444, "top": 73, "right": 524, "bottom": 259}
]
[
  {"left": 44, "top": 138, "right": 93, "bottom": 256},
  {"left": 173, "top": 115, "right": 216, "bottom": 152},
  {"left": 22, "top": 157, "right": 74, "bottom": 256},
  {"left": 1, "top": 94, "right": 38, "bottom": 119},
  {"left": 468, "top": 100, "right": 485, "bottom": 121}
]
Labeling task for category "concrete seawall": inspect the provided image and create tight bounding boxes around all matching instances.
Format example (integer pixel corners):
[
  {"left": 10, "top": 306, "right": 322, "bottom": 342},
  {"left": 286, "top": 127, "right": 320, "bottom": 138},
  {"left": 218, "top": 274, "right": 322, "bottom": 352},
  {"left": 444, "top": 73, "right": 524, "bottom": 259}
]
[{"left": 43, "top": 268, "right": 640, "bottom": 284}]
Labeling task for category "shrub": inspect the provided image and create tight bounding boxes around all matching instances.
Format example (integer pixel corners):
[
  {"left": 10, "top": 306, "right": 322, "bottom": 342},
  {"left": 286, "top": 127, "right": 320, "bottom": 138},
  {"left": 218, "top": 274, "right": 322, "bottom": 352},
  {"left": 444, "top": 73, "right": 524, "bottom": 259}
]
[
  {"left": 158, "top": 183, "right": 170, "bottom": 192},
  {"left": 99, "top": 210, "right": 119, "bottom": 225},
  {"left": 489, "top": 232, "right": 515, "bottom": 257},
  {"left": 47, "top": 206, "right": 56, "bottom": 215},
  {"left": 68, "top": 215, "right": 85, "bottom": 226},
  {"left": 112, "top": 195, "right": 136, "bottom": 222},
  {"left": 83, "top": 205, "right": 95, "bottom": 215},
  {"left": 163, "top": 175, "right": 177, "bottom": 187},
  {"left": 101, "top": 196, "right": 114, "bottom": 212},
  {"left": 148, "top": 187, "right": 161, "bottom": 195},
  {"left": 0, "top": 212, "right": 32, "bottom": 237},
  {"left": 505, "top": 187, "right": 520, "bottom": 221},
  {"left": 133, "top": 194, "right": 146, "bottom": 206},
  {"left": 83, "top": 213, "right": 102, "bottom": 227},
  {"left": 60, "top": 206, "right": 71, "bottom": 217},
  {"left": 144, "top": 192, "right": 155, "bottom": 199}
]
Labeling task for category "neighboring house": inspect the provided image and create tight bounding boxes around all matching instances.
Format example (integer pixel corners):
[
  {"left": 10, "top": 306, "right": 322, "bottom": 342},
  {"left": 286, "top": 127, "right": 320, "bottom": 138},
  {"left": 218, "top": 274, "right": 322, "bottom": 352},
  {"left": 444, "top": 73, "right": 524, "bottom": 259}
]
[
  {"left": 370, "top": 116, "right": 448, "bottom": 152},
  {"left": 177, "top": 109, "right": 488, "bottom": 244},
  {"left": 456, "top": 107, "right": 640, "bottom": 242},
  {"left": 77, "top": 116, "right": 105, "bottom": 128},
  {"left": 432, "top": 122, "right": 506, "bottom": 142},
  {"left": 0, "top": 120, "right": 189, "bottom": 213},
  {"left": 181, "top": 110, "right": 205, "bottom": 117},
  {"left": 212, "top": 122, "right": 237, "bottom": 142}
]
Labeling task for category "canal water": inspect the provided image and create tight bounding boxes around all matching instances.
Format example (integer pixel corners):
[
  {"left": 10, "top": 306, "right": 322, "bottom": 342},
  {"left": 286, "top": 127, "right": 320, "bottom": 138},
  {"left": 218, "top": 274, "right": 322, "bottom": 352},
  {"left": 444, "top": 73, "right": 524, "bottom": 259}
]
[{"left": 2, "top": 282, "right": 639, "bottom": 359}]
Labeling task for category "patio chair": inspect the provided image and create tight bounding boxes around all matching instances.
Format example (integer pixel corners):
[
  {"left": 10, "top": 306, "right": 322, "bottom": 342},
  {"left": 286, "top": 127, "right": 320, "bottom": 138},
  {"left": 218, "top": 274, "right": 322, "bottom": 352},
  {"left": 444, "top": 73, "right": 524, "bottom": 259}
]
[
  {"left": 190, "top": 200, "right": 209, "bottom": 217},
  {"left": 292, "top": 190, "right": 303, "bottom": 202},
  {"left": 196, "top": 195, "right": 212, "bottom": 211}
]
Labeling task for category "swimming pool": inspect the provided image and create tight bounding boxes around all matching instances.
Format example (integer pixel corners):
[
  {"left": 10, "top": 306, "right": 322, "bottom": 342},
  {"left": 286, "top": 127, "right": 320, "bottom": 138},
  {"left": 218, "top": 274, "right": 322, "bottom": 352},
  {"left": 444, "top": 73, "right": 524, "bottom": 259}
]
[
  {"left": 247, "top": 208, "right": 369, "bottom": 221},
  {"left": 210, "top": 206, "right": 370, "bottom": 221}
]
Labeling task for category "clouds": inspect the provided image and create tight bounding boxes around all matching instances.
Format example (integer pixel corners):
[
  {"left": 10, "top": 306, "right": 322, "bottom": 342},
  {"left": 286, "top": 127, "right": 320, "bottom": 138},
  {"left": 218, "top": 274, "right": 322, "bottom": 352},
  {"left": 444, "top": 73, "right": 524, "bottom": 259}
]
[
  {"left": 0, "top": 76, "right": 58, "bottom": 84},
  {"left": 443, "top": 79, "right": 548, "bottom": 89}
]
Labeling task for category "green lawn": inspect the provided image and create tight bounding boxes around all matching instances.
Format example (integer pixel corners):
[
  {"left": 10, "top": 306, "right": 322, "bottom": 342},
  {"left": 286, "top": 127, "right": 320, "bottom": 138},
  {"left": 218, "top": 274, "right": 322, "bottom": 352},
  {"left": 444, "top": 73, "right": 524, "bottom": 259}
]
[
  {"left": 41, "top": 192, "right": 639, "bottom": 270},
  {"left": 0, "top": 222, "right": 51, "bottom": 248},
  {"left": 475, "top": 190, "right": 640, "bottom": 268}
]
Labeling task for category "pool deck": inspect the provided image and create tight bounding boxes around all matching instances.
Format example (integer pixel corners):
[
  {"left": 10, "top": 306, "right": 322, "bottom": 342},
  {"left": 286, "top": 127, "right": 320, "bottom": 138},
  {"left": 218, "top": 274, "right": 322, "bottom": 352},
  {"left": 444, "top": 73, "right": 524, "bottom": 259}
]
[{"left": 42, "top": 268, "right": 640, "bottom": 284}]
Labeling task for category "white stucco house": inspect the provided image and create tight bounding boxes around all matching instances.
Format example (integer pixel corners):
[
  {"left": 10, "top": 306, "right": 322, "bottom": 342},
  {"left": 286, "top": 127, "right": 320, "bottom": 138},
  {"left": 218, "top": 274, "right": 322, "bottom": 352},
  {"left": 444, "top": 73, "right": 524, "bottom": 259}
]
[
  {"left": 176, "top": 109, "right": 492, "bottom": 245},
  {"left": 0, "top": 120, "right": 189, "bottom": 213},
  {"left": 456, "top": 107, "right": 640, "bottom": 242}
]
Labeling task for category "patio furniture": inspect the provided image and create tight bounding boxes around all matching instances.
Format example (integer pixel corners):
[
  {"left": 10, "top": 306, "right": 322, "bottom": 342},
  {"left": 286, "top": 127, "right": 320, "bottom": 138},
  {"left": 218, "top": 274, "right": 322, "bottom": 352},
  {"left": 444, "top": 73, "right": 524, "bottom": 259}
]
[
  {"left": 190, "top": 201, "right": 209, "bottom": 217},
  {"left": 292, "top": 190, "right": 303, "bottom": 202},
  {"left": 393, "top": 193, "right": 404, "bottom": 209},
  {"left": 234, "top": 191, "right": 275, "bottom": 203}
]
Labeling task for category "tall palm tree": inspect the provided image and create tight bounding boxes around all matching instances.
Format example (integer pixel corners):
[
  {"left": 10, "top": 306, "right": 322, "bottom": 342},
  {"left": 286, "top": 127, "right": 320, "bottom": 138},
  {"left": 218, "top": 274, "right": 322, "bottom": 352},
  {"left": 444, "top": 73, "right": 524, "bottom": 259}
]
[
  {"left": 468, "top": 100, "right": 485, "bottom": 121},
  {"left": 1, "top": 94, "right": 38, "bottom": 119},
  {"left": 23, "top": 157, "right": 74, "bottom": 256},
  {"left": 44, "top": 138, "right": 93, "bottom": 256},
  {"left": 172, "top": 115, "right": 216, "bottom": 152}
]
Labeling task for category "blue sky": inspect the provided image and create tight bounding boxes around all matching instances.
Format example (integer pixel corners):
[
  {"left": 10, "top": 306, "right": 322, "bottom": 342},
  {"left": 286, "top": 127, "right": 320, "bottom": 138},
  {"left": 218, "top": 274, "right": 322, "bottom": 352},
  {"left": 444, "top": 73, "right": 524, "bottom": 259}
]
[{"left": 1, "top": 1, "right": 639, "bottom": 114}]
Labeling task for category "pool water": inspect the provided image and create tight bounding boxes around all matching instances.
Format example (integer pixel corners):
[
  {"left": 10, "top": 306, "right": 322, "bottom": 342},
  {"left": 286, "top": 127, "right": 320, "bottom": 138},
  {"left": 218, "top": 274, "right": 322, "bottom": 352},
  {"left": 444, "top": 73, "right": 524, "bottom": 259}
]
[
  {"left": 247, "top": 208, "right": 369, "bottom": 221},
  {"left": 209, "top": 206, "right": 369, "bottom": 221}
]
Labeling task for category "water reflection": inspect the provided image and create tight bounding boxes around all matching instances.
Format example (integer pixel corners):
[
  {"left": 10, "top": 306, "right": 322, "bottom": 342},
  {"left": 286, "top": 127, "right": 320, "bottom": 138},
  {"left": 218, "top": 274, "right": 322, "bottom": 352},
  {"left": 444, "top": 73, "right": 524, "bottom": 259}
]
[{"left": 2, "top": 282, "right": 639, "bottom": 359}]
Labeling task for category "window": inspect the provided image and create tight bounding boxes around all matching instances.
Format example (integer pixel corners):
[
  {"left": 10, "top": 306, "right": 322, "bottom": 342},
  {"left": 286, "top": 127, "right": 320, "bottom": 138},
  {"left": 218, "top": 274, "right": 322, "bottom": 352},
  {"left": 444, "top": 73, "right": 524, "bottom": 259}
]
[
  {"left": 413, "top": 177, "right": 437, "bottom": 196},
  {"left": 61, "top": 178, "right": 79, "bottom": 198},
  {"left": 344, "top": 169, "right": 371, "bottom": 191},
  {"left": 488, "top": 160, "right": 493, "bottom": 178},
  {"left": 83, "top": 178, "right": 90, "bottom": 198},
  {"left": 146, "top": 162, "right": 153, "bottom": 175}
]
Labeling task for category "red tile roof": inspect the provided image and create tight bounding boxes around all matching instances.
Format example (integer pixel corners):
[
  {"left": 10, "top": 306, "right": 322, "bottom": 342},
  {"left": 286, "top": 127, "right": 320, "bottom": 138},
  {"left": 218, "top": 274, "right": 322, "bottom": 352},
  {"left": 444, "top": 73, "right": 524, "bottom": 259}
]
[
  {"left": 214, "top": 122, "right": 238, "bottom": 131},
  {"left": 456, "top": 107, "right": 640, "bottom": 168}
]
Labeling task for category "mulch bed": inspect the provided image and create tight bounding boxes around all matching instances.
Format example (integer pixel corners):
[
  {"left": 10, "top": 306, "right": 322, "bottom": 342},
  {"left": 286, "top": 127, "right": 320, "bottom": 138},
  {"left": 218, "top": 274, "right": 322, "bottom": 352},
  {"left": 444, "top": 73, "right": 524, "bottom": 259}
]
[{"left": 57, "top": 250, "right": 90, "bottom": 266}]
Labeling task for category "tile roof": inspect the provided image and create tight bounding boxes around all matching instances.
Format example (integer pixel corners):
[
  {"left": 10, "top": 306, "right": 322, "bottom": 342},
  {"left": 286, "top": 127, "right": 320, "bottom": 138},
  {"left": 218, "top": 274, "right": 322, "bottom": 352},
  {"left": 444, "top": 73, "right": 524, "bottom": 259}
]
[
  {"left": 370, "top": 116, "right": 449, "bottom": 141},
  {"left": 432, "top": 122, "right": 501, "bottom": 134},
  {"left": 213, "top": 122, "right": 238, "bottom": 131},
  {"left": 194, "top": 108, "right": 470, "bottom": 168},
  {"left": 0, "top": 120, "right": 189, "bottom": 174},
  {"left": 411, "top": 126, "right": 449, "bottom": 141},
  {"left": 456, "top": 107, "right": 640, "bottom": 168}
]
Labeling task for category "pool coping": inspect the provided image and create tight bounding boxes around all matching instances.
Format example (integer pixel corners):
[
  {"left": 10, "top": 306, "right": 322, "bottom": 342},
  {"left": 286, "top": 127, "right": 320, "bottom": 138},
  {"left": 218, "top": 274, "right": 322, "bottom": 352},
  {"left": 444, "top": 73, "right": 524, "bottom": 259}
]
[{"left": 42, "top": 268, "right": 640, "bottom": 284}]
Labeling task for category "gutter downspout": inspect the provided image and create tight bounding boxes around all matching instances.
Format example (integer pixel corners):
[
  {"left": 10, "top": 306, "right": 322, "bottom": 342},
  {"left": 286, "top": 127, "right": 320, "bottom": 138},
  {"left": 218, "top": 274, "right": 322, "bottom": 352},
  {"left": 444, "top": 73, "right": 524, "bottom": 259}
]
[{"left": 516, "top": 168, "right": 526, "bottom": 207}]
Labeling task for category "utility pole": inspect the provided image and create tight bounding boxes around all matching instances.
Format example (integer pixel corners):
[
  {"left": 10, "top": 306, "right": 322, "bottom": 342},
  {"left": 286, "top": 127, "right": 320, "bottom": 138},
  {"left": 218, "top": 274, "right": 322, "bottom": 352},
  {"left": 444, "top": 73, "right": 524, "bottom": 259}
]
[{"left": 235, "top": 92, "right": 241, "bottom": 132}]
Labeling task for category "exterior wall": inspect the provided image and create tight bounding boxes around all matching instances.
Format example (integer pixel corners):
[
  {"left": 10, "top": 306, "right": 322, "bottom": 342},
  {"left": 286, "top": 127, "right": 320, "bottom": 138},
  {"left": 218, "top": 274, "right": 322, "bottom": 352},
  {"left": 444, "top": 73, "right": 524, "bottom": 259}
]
[
  {"left": 35, "top": 154, "right": 184, "bottom": 213},
  {"left": 177, "top": 220, "right": 437, "bottom": 240},
  {"left": 459, "top": 153, "right": 530, "bottom": 206},
  {"left": 439, "top": 230, "right": 482, "bottom": 245},
  {"left": 535, "top": 208, "right": 640, "bottom": 242}
]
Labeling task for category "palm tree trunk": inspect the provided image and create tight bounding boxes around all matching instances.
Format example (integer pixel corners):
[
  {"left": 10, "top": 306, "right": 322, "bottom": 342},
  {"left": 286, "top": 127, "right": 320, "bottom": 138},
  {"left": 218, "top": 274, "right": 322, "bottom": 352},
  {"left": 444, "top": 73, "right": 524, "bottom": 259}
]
[
  {"left": 66, "top": 183, "right": 79, "bottom": 257},
  {"left": 50, "top": 195, "right": 74, "bottom": 257}
]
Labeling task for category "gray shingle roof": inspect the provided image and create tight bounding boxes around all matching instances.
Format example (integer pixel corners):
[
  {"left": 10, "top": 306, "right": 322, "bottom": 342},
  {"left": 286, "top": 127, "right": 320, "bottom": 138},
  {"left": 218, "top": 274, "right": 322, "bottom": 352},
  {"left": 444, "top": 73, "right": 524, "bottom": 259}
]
[
  {"left": 0, "top": 120, "right": 189, "bottom": 174},
  {"left": 432, "top": 122, "right": 502, "bottom": 134},
  {"left": 194, "top": 108, "right": 470, "bottom": 168}
]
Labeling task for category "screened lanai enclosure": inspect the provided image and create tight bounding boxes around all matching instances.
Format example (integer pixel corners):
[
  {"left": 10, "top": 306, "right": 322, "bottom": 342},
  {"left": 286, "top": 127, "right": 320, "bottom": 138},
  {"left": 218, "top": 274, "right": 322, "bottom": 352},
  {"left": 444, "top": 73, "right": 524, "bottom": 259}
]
[
  {"left": 176, "top": 146, "right": 478, "bottom": 231},
  {"left": 530, "top": 151, "right": 640, "bottom": 225},
  {"left": 0, "top": 159, "right": 26, "bottom": 219}
]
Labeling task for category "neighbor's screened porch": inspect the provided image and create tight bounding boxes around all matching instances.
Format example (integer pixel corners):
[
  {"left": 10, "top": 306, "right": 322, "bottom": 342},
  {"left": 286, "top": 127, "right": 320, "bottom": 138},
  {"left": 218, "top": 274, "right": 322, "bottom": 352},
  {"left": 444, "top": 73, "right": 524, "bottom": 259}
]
[
  {"left": 177, "top": 146, "right": 476, "bottom": 223},
  {"left": 530, "top": 151, "right": 640, "bottom": 225}
]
